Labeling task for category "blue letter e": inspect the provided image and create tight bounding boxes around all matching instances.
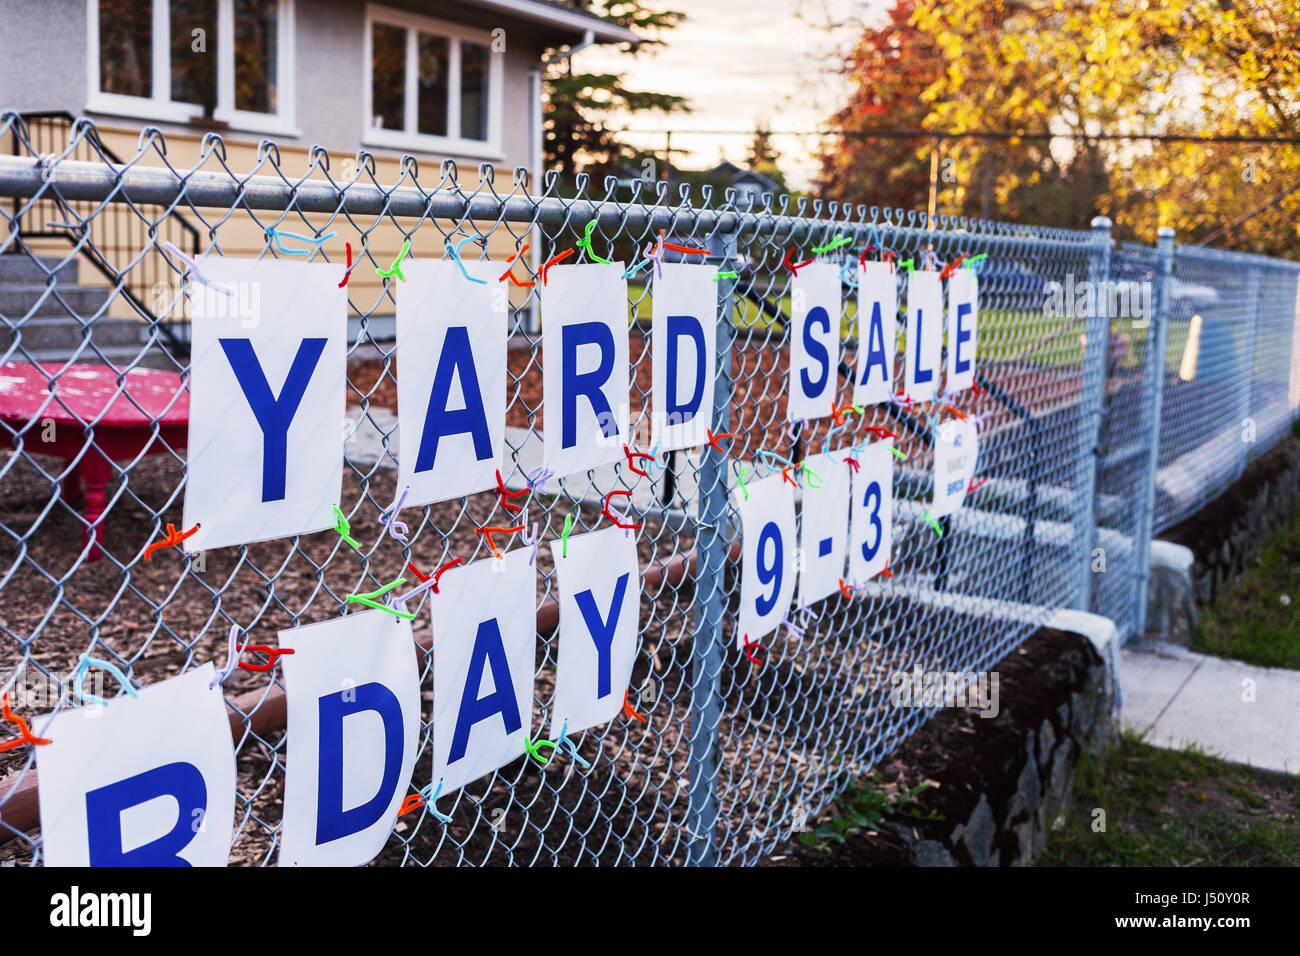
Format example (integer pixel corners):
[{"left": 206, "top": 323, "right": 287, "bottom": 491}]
[
  {"left": 316, "top": 683, "right": 404, "bottom": 845},
  {"left": 85, "top": 762, "right": 207, "bottom": 866}
]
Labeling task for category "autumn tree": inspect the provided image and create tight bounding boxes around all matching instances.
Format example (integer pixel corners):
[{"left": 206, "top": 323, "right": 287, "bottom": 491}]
[
  {"left": 816, "top": 0, "right": 940, "bottom": 210},
  {"left": 903, "top": 0, "right": 1298, "bottom": 251}
]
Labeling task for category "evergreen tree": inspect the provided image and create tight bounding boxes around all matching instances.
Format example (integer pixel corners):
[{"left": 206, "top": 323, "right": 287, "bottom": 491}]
[{"left": 544, "top": 1, "right": 689, "bottom": 189}]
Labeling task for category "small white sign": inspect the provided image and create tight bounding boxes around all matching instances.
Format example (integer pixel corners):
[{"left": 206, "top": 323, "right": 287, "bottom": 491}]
[
  {"left": 397, "top": 259, "right": 506, "bottom": 506},
  {"left": 541, "top": 264, "right": 630, "bottom": 481},
  {"left": 733, "top": 474, "right": 798, "bottom": 645},
  {"left": 904, "top": 270, "right": 943, "bottom": 403},
  {"left": 797, "top": 450, "right": 852, "bottom": 606},
  {"left": 279, "top": 609, "right": 421, "bottom": 867},
  {"left": 37, "top": 665, "right": 236, "bottom": 867},
  {"left": 788, "top": 262, "right": 841, "bottom": 421},
  {"left": 548, "top": 526, "right": 641, "bottom": 737},
  {"left": 430, "top": 550, "right": 536, "bottom": 796},
  {"left": 651, "top": 263, "right": 717, "bottom": 451},
  {"left": 183, "top": 257, "right": 347, "bottom": 551},
  {"left": 848, "top": 439, "right": 894, "bottom": 583},
  {"left": 946, "top": 269, "right": 979, "bottom": 393},
  {"left": 932, "top": 417, "right": 980, "bottom": 517},
  {"left": 854, "top": 261, "right": 898, "bottom": 406}
]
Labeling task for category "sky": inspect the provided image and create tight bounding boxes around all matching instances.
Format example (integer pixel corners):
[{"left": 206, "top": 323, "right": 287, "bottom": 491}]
[{"left": 575, "top": 0, "right": 892, "bottom": 191}]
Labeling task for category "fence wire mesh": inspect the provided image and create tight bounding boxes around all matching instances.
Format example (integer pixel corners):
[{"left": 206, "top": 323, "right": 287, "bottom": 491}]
[
  {"left": 1151, "top": 245, "right": 1300, "bottom": 534},
  {"left": 0, "top": 113, "right": 1295, "bottom": 866}
]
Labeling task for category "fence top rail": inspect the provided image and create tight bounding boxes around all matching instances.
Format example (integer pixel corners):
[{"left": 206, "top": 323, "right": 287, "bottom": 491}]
[
  {"left": 0, "top": 154, "right": 1102, "bottom": 256},
  {"left": 1171, "top": 240, "right": 1300, "bottom": 273},
  {"left": 0, "top": 114, "right": 1099, "bottom": 253}
]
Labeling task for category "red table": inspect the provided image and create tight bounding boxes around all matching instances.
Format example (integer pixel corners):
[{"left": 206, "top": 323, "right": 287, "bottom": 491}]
[{"left": 0, "top": 362, "right": 189, "bottom": 561}]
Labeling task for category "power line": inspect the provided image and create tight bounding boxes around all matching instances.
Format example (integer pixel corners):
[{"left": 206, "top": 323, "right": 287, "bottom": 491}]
[
  {"left": 1195, "top": 180, "right": 1300, "bottom": 246},
  {"left": 615, "top": 127, "right": 1300, "bottom": 145}
]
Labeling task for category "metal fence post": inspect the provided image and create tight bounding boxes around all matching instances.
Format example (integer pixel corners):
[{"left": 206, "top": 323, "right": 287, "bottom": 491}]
[
  {"left": 1073, "top": 216, "right": 1113, "bottom": 611},
  {"left": 1237, "top": 264, "right": 1262, "bottom": 479},
  {"left": 1132, "top": 226, "right": 1174, "bottom": 642},
  {"left": 684, "top": 229, "right": 737, "bottom": 866}
]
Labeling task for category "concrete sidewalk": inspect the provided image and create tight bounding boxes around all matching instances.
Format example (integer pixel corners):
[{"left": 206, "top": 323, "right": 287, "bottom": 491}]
[{"left": 1121, "top": 643, "right": 1300, "bottom": 775}]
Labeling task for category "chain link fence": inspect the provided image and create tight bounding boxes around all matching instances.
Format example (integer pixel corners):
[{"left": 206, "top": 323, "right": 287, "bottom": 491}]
[
  {"left": 1150, "top": 244, "right": 1300, "bottom": 534},
  {"left": 0, "top": 113, "right": 1295, "bottom": 866}
]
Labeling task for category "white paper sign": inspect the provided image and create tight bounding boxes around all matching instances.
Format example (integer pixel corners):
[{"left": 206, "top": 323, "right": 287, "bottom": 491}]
[
  {"left": 904, "top": 269, "right": 943, "bottom": 403},
  {"left": 733, "top": 474, "right": 798, "bottom": 645},
  {"left": 797, "top": 450, "right": 852, "bottom": 606},
  {"left": 946, "top": 269, "right": 979, "bottom": 393},
  {"left": 548, "top": 526, "right": 641, "bottom": 737},
  {"left": 652, "top": 263, "right": 717, "bottom": 451},
  {"left": 183, "top": 258, "right": 347, "bottom": 551},
  {"left": 853, "top": 261, "right": 898, "bottom": 406},
  {"left": 542, "top": 264, "right": 630, "bottom": 480},
  {"left": 788, "top": 262, "right": 841, "bottom": 421},
  {"left": 848, "top": 439, "right": 894, "bottom": 584},
  {"left": 932, "top": 417, "right": 979, "bottom": 517},
  {"left": 278, "top": 609, "right": 421, "bottom": 867},
  {"left": 430, "top": 549, "right": 535, "bottom": 796},
  {"left": 37, "top": 665, "right": 236, "bottom": 867},
  {"left": 397, "top": 259, "right": 505, "bottom": 506}
]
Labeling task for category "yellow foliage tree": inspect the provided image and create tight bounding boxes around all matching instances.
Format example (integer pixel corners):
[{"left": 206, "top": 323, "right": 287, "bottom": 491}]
[{"left": 902, "top": 0, "right": 1299, "bottom": 253}]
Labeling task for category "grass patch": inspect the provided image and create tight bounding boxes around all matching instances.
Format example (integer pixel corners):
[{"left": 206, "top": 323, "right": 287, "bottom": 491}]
[
  {"left": 1038, "top": 729, "right": 1300, "bottom": 866},
  {"left": 1192, "top": 494, "right": 1300, "bottom": 669}
]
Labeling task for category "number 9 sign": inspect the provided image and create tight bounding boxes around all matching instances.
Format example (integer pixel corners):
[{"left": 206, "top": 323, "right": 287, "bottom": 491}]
[{"left": 733, "top": 474, "right": 797, "bottom": 647}]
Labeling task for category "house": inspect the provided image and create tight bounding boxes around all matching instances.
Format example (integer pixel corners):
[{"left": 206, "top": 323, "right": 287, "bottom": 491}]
[
  {"left": 615, "top": 157, "right": 782, "bottom": 207},
  {"left": 0, "top": 0, "right": 638, "bottom": 356},
  {"left": 4, "top": 0, "right": 636, "bottom": 179}
]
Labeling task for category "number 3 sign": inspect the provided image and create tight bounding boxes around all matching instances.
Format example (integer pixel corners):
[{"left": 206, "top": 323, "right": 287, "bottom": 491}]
[{"left": 848, "top": 439, "right": 894, "bottom": 583}]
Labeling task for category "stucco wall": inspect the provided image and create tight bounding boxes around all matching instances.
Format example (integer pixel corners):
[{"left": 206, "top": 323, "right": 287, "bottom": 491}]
[
  {"left": 0, "top": 0, "right": 88, "bottom": 113},
  {"left": 2, "top": 0, "right": 551, "bottom": 173}
]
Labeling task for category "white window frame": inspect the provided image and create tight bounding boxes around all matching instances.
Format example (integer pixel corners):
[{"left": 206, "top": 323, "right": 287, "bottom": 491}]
[
  {"left": 86, "top": 0, "right": 298, "bottom": 136},
  {"left": 362, "top": 4, "right": 505, "bottom": 161}
]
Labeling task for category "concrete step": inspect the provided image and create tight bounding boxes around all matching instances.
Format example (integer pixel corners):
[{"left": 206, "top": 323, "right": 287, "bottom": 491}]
[
  {"left": 0, "top": 284, "right": 112, "bottom": 319},
  {"left": 0, "top": 315, "right": 142, "bottom": 351},
  {"left": 0, "top": 254, "right": 82, "bottom": 285}
]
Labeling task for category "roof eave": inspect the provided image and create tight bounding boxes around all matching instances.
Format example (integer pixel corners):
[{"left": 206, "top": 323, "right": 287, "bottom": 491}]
[{"left": 462, "top": 0, "right": 640, "bottom": 46}]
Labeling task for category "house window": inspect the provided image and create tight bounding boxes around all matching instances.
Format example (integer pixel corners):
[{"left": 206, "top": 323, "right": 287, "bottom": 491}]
[
  {"left": 88, "top": 0, "right": 295, "bottom": 133},
  {"left": 364, "top": 5, "right": 504, "bottom": 159}
]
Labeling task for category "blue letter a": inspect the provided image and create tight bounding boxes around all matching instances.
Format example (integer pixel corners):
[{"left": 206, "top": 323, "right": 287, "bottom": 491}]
[
  {"left": 861, "top": 301, "right": 889, "bottom": 385},
  {"left": 220, "top": 337, "right": 327, "bottom": 502},
  {"left": 448, "top": 619, "right": 522, "bottom": 764},
  {"left": 316, "top": 682, "right": 404, "bottom": 845},
  {"left": 415, "top": 326, "right": 493, "bottom": 472}
]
